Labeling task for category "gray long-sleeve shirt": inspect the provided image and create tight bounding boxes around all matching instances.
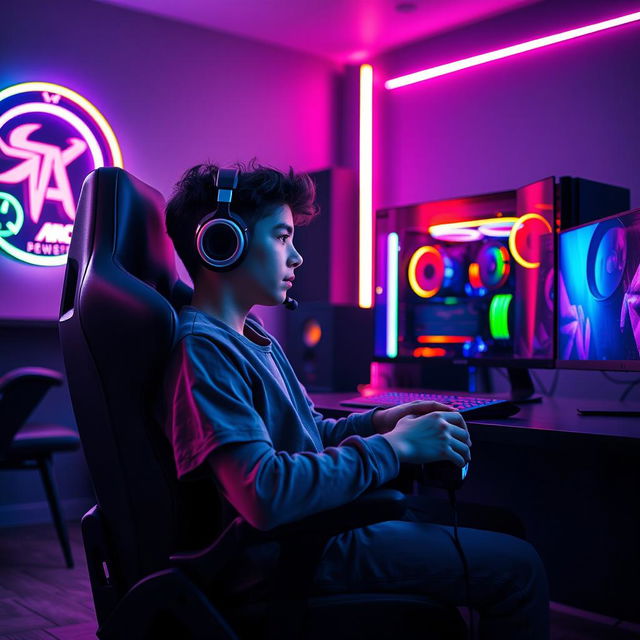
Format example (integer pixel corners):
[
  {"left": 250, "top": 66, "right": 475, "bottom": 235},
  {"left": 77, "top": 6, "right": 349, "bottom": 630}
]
[{"left": 160, "top": 306, "right": 399, "bottom": 532}]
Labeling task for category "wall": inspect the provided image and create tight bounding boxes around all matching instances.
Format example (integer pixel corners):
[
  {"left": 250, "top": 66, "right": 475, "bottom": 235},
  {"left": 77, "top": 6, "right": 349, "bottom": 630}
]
[
  {"left": 2, "top": 0, "right": 339, "bottom": 327},
  {"left": 372, "top": 0, "right": 640, "bottom": 401},
  {"left": 1, "top": 0, "right": 340, "bottom": 525}
]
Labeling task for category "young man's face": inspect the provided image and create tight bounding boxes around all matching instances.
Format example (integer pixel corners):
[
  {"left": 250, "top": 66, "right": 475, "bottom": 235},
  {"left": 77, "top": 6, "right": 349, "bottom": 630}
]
[{"left": 232, "top": 204, "right": 303, "bottom": 307}]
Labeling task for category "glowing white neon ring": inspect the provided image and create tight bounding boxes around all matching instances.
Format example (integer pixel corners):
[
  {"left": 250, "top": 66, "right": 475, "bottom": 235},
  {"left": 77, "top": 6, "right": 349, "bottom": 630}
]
[
  {"left": 478, "top": 220, "right": 516, "bottom": 237},
  {"left": 429, "top": 217, "right": 518, "bottom": 242},
  {"left": 0, "top": 82, "right": 122, "bottom": 167},
  {"left": 430, "top": 228, "right": 483, "bottom": 243},
  {"left": 0, "top": 103, "right": 104, "bottom": 168}
]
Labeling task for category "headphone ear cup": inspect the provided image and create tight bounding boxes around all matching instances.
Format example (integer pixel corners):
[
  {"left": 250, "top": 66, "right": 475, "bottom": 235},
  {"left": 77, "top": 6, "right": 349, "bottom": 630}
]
[{"left": 196, "top": 216, "right": 248, "bottom": 270}]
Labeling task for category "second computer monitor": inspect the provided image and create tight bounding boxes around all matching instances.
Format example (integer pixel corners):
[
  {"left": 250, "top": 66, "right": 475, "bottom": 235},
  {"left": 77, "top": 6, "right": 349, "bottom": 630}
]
[
  {"left": 374, "top": 177, "right": 555, "bottom": 366},
  {"left": 557, "top": 208, "right": 640, "bottom": 371}
]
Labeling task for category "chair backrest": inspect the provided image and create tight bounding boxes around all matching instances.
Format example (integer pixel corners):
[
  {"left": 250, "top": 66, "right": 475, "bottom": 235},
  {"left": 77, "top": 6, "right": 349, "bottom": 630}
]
[
  {"left": 59, "top": 168, "right": 219, "bottom": 595},
  {"left": 0, "top": 367, "right": 63, "bottom": 456}
]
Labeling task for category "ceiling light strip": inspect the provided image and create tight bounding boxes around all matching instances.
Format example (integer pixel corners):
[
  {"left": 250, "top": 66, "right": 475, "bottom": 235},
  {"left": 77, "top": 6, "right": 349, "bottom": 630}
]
[{"left": 385, "top": 11, "right": 640, "bottom": 89}]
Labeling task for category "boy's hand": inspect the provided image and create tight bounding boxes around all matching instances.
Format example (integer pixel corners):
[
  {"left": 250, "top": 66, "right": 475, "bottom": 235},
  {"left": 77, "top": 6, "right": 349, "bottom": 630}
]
[
  {"left": 372, "top": 401, "right": 457, "bottom": 434},
  {"left": 381, "top": 410, "right": 472, "bottom": 467}
]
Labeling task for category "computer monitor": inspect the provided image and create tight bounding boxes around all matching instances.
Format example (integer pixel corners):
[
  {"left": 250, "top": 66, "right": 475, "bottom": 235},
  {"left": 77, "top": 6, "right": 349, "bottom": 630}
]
[
  {"left": 557, "top": 208, "right": 640, "bottom": 372},
  {"left": 373, "top": 177, "right": 556, "bottom": 369}
]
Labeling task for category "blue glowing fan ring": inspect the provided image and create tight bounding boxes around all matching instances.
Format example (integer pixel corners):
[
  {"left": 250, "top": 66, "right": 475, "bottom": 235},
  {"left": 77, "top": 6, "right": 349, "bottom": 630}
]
[{"left": 586, "top": 218, "right": 626, "bottom": 301}]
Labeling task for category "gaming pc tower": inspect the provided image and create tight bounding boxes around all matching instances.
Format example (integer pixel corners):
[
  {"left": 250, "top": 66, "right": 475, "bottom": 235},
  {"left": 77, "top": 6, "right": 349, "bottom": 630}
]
[{"left": 373, "top": 176, "right": 630, "bottom": 398}]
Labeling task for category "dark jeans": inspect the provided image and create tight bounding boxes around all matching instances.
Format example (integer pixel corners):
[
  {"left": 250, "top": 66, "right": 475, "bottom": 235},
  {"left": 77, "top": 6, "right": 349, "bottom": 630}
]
[{"left": 311, "top": 495, "right": 549, "bottom": 640}]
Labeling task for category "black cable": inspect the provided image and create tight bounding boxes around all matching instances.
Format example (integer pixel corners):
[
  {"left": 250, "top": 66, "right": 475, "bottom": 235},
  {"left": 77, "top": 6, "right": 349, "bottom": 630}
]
[
  {"left": 601, "top": 371, "right": 640, "bottom": 385},
  {"left": 600, "top": 372, "right": 640, "bottom": 402},
  {"left": 448, "top": 489, "right": 475, "bottom": 640},
  {"left": 530, "top": 370, "right": 560, "bottom": 397},
  {"left": 547, "top": 370, "right": 560, "bottom": 396},
  {"left": 620, "top": 380, "right": 640, "bottom": 402},
  {"left": 493, "top": 368, "right": 509, "bottom": 381}
]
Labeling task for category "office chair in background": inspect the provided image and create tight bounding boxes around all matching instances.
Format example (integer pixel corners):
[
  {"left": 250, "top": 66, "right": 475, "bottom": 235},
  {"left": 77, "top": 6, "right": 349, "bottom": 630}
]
[
  {"left": 0, "top": 367, "right": 80, "bottom": 568},
  {"left": 58, "top": 167, "right": 466, "bottom": 639}
]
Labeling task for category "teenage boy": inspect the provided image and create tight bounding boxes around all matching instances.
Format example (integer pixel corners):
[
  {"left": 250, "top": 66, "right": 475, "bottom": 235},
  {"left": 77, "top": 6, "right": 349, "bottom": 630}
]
[{"left": 160, "top": 162, "right": 549, "bottom": 638}]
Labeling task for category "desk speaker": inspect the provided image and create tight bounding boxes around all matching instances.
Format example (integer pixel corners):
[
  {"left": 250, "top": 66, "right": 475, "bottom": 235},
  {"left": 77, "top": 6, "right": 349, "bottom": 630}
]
[
  {"left": 293, "top": 168, "right": 358, "bottom": 305},
  {"left": 286, "top": 303, "right": 373, "bottom": 392}
]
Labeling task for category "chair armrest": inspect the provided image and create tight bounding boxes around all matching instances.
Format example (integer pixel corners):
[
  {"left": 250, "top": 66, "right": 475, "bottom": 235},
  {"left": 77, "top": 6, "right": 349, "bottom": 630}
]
[
  {"left": 170, "top": 489, "right": 407, "bottom": 584},
  {"left": 267, "top": 488, "right": 407, "bottom": 538}
]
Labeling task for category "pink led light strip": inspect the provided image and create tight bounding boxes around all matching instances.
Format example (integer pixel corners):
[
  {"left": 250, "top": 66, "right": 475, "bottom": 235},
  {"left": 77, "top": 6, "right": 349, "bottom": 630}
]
[
  {"left": 359, "top": 64, "right": 374, "bottom": 308},
  {"left": 385, "top": 10, "right": 640, "bottom": 89}
]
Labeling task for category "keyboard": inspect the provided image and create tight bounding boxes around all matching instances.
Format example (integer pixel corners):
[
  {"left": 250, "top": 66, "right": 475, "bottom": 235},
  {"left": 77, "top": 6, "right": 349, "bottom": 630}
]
[{"left": 340, "top": 390, "right": 520, "bottom": 419}]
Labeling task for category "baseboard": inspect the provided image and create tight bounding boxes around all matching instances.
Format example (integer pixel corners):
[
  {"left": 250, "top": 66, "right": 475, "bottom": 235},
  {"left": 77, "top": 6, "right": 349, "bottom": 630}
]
[
  {"left": 550, "top": 601, "right": 640, "bottom": 632},
  {"left": 0, "top": 497, "right": 95, "bottom": 527}
]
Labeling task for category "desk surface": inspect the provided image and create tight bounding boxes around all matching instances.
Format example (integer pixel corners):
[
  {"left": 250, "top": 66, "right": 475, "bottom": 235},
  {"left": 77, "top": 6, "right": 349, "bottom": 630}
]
[{"left": 310, "top": 392, "right": 640, "bottom": 447}]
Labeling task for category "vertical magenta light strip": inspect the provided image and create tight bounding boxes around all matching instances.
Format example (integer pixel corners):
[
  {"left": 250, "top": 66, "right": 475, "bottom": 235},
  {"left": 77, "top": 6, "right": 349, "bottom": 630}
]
[
  {"left": 385, "top": 10, "right": 640, "bottom": 89},
  {"left": 386, "top": 232, "right": 399, "bottom": 358},
  {"left": 359, "top": 63, "right": 374, "bottom": 308}
]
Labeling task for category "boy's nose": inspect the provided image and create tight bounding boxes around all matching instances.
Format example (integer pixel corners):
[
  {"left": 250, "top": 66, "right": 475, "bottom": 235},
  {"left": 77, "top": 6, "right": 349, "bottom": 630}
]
[{"left": 290, "top": 246, "right": 303, "bottom": 267}]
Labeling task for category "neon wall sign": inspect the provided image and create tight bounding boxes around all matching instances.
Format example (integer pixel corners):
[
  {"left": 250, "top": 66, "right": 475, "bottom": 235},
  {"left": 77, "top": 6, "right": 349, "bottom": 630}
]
[{"left": 0, "top": 82, "right": 122, "bottom": 266}]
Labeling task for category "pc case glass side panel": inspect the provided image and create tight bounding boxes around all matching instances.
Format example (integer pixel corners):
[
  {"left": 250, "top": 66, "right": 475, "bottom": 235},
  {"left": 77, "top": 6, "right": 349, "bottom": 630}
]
[
  {"left": 376, "top": 190, "right": 519, "bottom": 361},
  {"left": 558, "top": 208, "right": 640, "bottom": 369},
  {"left": 510, "top": 177, "right": 556, "bottom": 361}
]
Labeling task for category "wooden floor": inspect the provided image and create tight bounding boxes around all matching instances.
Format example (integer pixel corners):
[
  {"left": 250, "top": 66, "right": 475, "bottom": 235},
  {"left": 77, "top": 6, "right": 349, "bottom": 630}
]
[{"left": 0, "top": 521, "right": 638, "bottom": 639}]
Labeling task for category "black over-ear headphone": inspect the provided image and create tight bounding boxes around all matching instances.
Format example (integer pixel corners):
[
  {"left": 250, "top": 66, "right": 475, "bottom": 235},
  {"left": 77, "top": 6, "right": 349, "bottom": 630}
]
[
  {"left": 194, "top": 166, "right": 298, "bottom": 310},
  {"left": 195, "top": 168, "right": 249, "bottom": 271}
]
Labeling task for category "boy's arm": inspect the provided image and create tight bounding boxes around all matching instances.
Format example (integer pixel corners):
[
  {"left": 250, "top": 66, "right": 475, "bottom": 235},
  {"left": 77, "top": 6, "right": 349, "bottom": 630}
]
[
  {"left": 299, "top": 382, "right": 385, "bottom": 447},
  {"left": 164, "top": 335, "right": 399, "bottom": 530},
  {"left": 208, "top": 434, "right": 398, "bottom": 531}
]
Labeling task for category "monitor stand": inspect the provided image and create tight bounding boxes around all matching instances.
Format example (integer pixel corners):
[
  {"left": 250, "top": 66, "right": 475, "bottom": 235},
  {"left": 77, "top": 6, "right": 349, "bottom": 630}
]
[{"left": 506, "top": 368, "right": 542, "bottom": 403}]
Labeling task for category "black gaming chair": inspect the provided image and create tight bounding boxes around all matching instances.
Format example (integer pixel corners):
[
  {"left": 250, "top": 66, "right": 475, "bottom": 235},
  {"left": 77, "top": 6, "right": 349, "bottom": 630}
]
[{"left": 58, "top": 167, "right": 466, "bottom": 639}]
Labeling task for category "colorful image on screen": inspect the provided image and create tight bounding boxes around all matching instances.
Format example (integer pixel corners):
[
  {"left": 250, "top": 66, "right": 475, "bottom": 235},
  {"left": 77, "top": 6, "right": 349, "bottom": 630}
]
[
  {"left": 374, "top": 178, "right": 555, "bottom": 363},
  {"left": 558, "top": 209, "right": 640, "bottom": 365}
]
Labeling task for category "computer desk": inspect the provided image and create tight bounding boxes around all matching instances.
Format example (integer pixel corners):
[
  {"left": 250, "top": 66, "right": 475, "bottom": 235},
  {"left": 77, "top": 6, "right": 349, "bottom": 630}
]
[{"left": 310, "top": 393, "right": 640, "bottom": 623}]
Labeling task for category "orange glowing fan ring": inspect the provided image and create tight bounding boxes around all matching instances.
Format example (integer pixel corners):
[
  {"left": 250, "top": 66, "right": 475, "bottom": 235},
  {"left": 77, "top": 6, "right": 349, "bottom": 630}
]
[{"left": 468, "top": 262, "right": 483, "bottom": 288}]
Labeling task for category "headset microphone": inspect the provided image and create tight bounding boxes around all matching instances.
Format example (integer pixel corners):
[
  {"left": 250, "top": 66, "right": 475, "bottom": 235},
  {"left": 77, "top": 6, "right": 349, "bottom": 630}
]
[{"left": 284, "top": 296, "right": 298, "bottom": 311}]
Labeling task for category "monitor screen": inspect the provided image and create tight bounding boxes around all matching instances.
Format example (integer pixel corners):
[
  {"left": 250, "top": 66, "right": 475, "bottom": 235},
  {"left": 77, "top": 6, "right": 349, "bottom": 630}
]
[
  {"left": 558, "top": 208, "right": 640, "bottom": 371},
  {"left": 374, "top": 178, "right": 555, "bottom": 366}
]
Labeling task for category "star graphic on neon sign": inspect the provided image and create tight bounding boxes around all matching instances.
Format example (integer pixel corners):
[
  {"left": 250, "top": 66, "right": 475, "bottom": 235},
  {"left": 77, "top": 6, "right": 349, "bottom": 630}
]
[{"left": 0, "top": 122, "right": 87, "bottom": 224}]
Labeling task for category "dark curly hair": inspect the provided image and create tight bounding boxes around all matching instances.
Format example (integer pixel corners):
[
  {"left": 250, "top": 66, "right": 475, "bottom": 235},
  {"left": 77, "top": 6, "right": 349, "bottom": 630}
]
[{"left": 166, "top": 160, "right": 319, "bottom": 281}]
